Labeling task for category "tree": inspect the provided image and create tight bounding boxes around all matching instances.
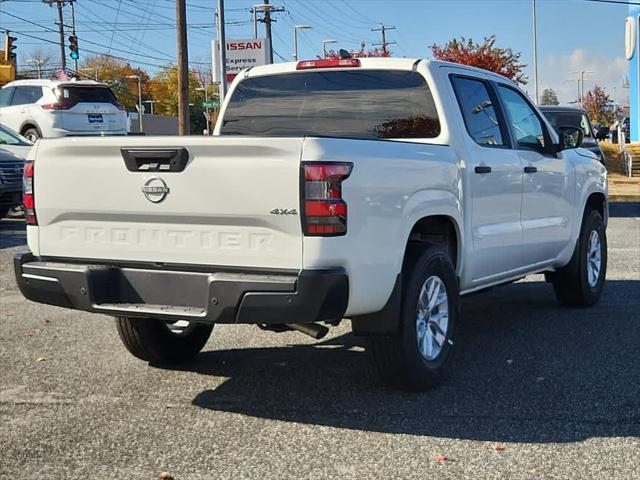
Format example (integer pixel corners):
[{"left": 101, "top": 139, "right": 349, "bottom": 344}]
[
  {"left": 540, "top": 88, "right": 559, "bottom": 106},
  {"left": 24, "top": 48, "right": 54, "bottom": 78},
  {"left": 430, "top": 35, "right": 527, "bottom": 84},
  {"left": 322, "top": 42, "right": 391, "bottom": 60},
  {"left": 79, "top": 55, "right": 151, "bottom": 112},
  {"left": 582, "top": 85, "right": 615, "bottom": 126},
  {"left": 149, "top": 65, "right": 215, "bottom": 134}
]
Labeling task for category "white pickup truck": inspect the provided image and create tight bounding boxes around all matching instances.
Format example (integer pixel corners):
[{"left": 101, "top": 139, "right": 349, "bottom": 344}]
[{"left": 14, "top": 58, "right": 608, "bottom": 391}]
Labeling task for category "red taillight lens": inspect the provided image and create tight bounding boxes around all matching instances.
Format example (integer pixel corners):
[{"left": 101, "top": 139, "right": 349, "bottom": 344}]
[
  {"left": 302, "top": 162, "right": 352, "bottom": 236},
  {"left": 23, "top": 161, "right": 37, "bottom": 225},
  {"left": 296, "top": 58, "right": 361, "bottom": 70},
  {"left": 41, "top": 101, "right": 72, "bottom": 110}
]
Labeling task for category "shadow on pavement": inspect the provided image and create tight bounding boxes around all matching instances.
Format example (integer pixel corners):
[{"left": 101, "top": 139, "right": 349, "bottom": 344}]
[
  {"left": 188, "top": 279, "right": 640, "bottom": 443},
  {"left": 609, "top": 202, "right": 640, "bottom": 218},
  {"left": 0, "top": 218, "right": 26, "bottom": 250}
]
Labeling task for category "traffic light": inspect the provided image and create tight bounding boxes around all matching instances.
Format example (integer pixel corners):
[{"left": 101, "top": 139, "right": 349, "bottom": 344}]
[
  {"left": 4, "top": 31, "right": 17, "bottom": 63},
  {"left": 68, "top": 35, "right": 79, "bottom": 60}
]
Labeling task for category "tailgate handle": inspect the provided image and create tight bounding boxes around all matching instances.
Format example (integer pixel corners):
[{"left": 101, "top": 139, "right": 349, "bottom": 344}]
[{"left": 121, "top": 148, "right": 189, "bottom": 172}]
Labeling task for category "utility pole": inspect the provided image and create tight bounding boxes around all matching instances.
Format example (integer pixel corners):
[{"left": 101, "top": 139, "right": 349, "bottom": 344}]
[
  {"left": 371, "top": 23, "right": 396, "bottom": 55},
  {"left": 43, "top": 0, "right": 67, "bottom": 71},
  {"left": 216, "top": 0, "right": 228, "bottom": 102},
  {"left": 176, "top": 0, "right": 190, "bottom": 135},
  {"left": 532, "top": 0, "right": 539, "bottom": 105},
  {"left": 264, "top": 0, "right": 273, "bottom": 64},
  {"left": 251, "top": 2, "right": 284, "bottom": 64}
]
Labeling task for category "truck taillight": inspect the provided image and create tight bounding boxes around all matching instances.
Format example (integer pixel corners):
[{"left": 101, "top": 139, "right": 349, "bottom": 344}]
[
  {"left": 302, "top": 162, "right": 352, "bottom": 236},
  {"left": 296, "top": 58, "right": 361, "bottom": 70},
  {"left": 23, "top": 161, "right": 37, "bottom": 225}
]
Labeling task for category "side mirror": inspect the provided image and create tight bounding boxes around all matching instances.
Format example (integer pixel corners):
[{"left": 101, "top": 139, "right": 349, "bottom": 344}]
[{"left": 558, "top": 126, "right": 584, "bottom": 151}]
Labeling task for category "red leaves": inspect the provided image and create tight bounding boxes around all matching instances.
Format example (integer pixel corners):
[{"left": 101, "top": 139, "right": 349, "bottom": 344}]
[
  {"left": 430, "top": 35, "right": 527, "bottom": 85},
  {"left": 435, "top": 454, "right": 448, "bottom": 462},
  {"left": 492, "top": 443, "right": 506, "bottom": 451}
]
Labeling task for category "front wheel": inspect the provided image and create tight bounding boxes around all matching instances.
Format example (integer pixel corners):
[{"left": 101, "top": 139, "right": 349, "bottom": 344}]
[
  {"left": 550, "top": 209, "right": 607, "bottom": 307},
  {"left": 115, "top": 317, "right": 213, "bottom": 365},
  {"left": 366, "top": 246, "right": 459, "bottom": 391}
]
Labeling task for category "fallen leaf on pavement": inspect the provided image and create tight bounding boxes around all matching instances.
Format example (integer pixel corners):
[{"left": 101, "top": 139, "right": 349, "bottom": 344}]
[
  {"left": 492, "top": 443, "right": 505, "bottom": 451},
  {"left": 159, "top": 472, "right": 175, "bottom": 480},
  {"left": 5, "top": 311, "right": 15, "bottom": 317},
  {"left": 435, "top": 454, "right": 447, "bottom": 462},
  {"left": 506, "top": 359, "right": 514, "bottom": 365},
  {"left": 36, "top": 357, "right": 46, "bottom": 363}
]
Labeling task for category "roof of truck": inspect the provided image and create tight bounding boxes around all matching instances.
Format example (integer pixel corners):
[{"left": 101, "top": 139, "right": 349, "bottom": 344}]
[{"left": 241, "top": 57, "right": 517, "bottom": 86}]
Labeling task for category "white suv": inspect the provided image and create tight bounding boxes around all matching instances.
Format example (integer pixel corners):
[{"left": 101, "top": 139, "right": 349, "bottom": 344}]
[{"left": 0, "top": 79, "right": 127, "bottom": 141}]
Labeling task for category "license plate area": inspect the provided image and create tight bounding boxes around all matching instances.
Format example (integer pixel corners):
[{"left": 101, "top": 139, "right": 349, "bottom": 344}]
[{"left": 88, "top": 114, "right": 103, "bottom": 123}]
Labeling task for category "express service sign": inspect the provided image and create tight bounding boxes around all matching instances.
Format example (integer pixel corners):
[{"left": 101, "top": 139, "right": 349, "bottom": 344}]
[{"left": 212, "top": 38, "right": 270, "bottom": 82}]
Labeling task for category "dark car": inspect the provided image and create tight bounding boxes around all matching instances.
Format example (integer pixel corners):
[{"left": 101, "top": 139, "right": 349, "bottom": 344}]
[
  {"left": 0, "top": 148, "right": 24, "bottom": 219},
  {"left": 540, "top": 106, "right": 604, "bottom": 163}
]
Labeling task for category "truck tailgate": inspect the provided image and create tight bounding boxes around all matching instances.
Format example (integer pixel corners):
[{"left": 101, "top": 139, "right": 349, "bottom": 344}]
[{"left": 32, "top": 136, "right": 304, "bottom": 270}]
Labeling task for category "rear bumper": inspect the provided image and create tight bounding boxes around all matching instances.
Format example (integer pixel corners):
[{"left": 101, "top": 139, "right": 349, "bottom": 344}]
[{"left": 13, "top": 252, "right": 348, "bottom": 325}]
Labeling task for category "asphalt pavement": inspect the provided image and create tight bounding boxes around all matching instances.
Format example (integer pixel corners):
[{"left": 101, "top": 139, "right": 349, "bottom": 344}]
[{"left": 1, "top": 206, "right": 639, "bottom": 479}]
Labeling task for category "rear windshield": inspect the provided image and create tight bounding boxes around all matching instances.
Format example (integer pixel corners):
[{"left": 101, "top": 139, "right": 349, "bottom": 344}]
[
  {"left": 543, "top": 111, "right": 593, "bottom": 138},
  {"left": 57, "top": 86, "right": 118, "bottom": 104},
  {"left": 220, "top": 70, "right": 441, "bottom": 139}
]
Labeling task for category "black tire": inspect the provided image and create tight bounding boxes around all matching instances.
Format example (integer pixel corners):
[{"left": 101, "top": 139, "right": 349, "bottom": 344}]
[
  {"left": 366, "top": 246, "right": 460, "bottom": 391},
  {"left": 22, "top": 127, "right": 41, "bottom": 142},
  {"left": 550, "top": 209, "right": 607, "bottom": 307},
  {"left": 115, "top": 317, "right": 213, "bottom": 365}
]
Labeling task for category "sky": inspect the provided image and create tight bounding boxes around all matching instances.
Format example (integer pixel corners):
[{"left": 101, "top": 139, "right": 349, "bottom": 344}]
[{"left": 0, "top": 0, "right": 632, "bottom": 105}]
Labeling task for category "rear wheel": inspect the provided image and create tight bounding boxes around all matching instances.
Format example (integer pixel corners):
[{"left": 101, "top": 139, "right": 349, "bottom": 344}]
[
  {"left": 366, "top": 246, "right": 459, "bottom": 391},
  {"left": 22, "top": 127, "right": 41, "bottom": 142},
  {"left": 550, "top": 209, "right": 607, "bottom": 307},
  {"left": 115, "top": 317, "right": 213, "bottom": 365}
]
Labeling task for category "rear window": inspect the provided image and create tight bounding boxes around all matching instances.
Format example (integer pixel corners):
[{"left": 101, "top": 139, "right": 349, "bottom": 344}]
[
  {"left": 543, "top": 111, "right": 593, "bottom": 138},
  {"left": 220, "top": 70, "right": 441, "bottom": 139},
  {"left": 57, "top": 86, "right": 118, "bottom": 104}
]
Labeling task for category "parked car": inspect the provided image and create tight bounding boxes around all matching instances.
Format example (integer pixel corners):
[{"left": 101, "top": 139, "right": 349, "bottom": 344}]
[
  {"left": 14, "top": 58, "right": 608, "bottom": 391},
  {"left": 0, "top": 123, "right": 33, "bottom": 159},
  {"left": 0, "top": 148, "right": 24, "bottom": 219},
  {"left": 0, "top": 79, "right": 127, "bottom": 141},
  {"left": 540, "top": 106, "right": 604, "bottom": 163}
]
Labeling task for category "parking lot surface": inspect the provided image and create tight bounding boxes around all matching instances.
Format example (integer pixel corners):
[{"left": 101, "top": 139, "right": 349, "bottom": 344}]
[{"left": 1, "top": 205, "right": 639, "bottom": 479}]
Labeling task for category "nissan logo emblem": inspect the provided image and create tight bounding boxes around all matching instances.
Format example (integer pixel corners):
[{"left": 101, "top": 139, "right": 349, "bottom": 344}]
[{"left": 141, "top": 177, "right": 170, "bottom": 203}]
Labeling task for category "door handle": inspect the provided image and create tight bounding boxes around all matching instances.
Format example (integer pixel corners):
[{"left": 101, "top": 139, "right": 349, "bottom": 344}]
[
  {"left": 524, "top": 166, "right": 537, "bottom": 173},
  {"left": 474, "top": 166, "right": 492, "bottom": 174}
]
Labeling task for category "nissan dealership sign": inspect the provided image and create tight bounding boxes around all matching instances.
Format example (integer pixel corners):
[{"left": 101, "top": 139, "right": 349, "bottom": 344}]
[{"left": 212, "top": 38, "right": 270, "bottom": 82}]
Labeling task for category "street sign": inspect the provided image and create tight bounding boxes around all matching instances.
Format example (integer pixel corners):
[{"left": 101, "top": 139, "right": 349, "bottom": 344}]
[
  {"left": 212, "top": 38, "right": 270, "bottom": 83},
  {"left": 201, "top": 100, "right": 220, "bottom": 109}
]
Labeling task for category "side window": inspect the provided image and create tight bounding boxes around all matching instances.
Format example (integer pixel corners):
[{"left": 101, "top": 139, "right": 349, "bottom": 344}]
[
  {"left": 450, "top": 76, "right": 505, "bottom": 147},
  {"left": 498, "top": 85, "right": 546, "bottom": 151},
  {"left": 0, "top": 87, "right": 13, "bottom": 107},
  {"left": 11, "top": 86, "right": 43, "bottom": 106}
]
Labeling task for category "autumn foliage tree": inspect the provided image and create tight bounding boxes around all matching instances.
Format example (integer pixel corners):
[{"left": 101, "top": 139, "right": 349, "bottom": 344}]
[
  {"left": 430, "top": 35, "right": 526, "bottom": 84},
  {"left": 78, "top": 55, "right": 151, "bottom": 111},
  {"left": 582, "top": 85, "right": 615, "bottom": 126},
  {"left": 323, "top": 43, "right": 391, "bottom": 59}
]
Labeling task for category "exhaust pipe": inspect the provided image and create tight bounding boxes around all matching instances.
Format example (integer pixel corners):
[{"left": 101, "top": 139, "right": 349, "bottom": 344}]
[{"left": 285, "top": 322, "right": 329, "bottom": 339}]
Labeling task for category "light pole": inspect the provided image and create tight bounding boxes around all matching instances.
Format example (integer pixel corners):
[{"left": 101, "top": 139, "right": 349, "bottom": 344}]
[
  {"left": 569, "top": 70, "right": 595, "bottom": 107},
  {"left": 322, "top": 39, "right": 337, "bottom": 59},
  {"left": 126, "top": 75, "right": 143, "bottom": 133},
  {"left": 293, "top": 24, "right": 311, "bottom": 61},
  {"left": 196, "top": 86, "right": 211, "bottom": 134},
  {"left": 532, "top": 0, "right": 539, "bottom": 105},
  {"left": 26, "top": 58, "right": 44, "bottom": 79}
]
